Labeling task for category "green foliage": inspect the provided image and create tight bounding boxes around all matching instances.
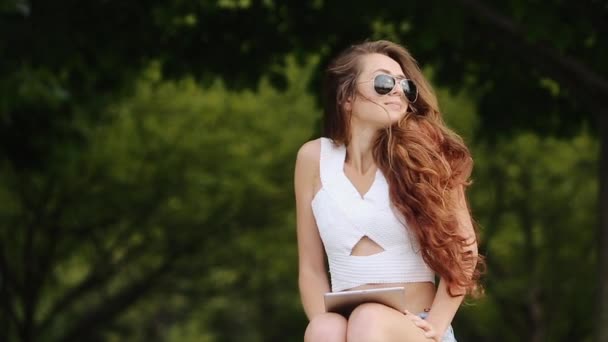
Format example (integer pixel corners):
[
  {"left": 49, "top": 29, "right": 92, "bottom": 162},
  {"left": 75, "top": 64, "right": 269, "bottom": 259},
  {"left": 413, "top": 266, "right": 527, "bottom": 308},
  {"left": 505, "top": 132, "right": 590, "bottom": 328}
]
[
  {"left": 1, "top": 53, "right": 601, "bottom": 341},
  {"left": 1, "top": 1, "right": 606, "bottom": 341},
  {"left": 459, "top": 131, "right": 598, "bottom": 341},
  {"left": 431, "top": 73, "right": 598, "bottom": 341},
  {"left": 0, "top": 59, "right": 318, "bottom": 341},
  {"left": 98, "top": 60, "right": 320, "bottom": 342}
]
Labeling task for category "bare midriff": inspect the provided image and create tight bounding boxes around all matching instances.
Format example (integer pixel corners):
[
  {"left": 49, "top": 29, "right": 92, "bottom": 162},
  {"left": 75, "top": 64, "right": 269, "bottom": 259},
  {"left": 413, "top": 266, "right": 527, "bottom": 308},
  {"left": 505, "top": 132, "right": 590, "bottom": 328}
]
[
  {"left": 345, "top": 281, "right": 436, "bottom": 314},
  {"left": 344, "top": 235, "right": 436, "bottom": 314}
]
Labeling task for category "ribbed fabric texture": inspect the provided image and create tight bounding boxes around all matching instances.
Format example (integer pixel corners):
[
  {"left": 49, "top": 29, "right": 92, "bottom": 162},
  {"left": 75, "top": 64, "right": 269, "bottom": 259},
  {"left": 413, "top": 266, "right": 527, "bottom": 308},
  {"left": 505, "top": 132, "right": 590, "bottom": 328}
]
[{"left": 311, "top": 137, "right": 435, "bottom": 292}]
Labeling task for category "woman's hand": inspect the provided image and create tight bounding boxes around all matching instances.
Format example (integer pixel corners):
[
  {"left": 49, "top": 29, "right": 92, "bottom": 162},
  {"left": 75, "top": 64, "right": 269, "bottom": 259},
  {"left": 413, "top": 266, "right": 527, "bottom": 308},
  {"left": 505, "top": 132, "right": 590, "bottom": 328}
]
[{"left": 404, "top": 310, "right": 440, "bottom": 341}]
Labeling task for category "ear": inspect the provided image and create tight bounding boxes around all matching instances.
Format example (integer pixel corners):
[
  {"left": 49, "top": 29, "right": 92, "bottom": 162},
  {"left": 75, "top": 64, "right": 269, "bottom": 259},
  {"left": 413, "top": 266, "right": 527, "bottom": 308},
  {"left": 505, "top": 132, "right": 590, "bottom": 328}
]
[{"left": 343, "top": 96, "right": 353, "bottom": 112}]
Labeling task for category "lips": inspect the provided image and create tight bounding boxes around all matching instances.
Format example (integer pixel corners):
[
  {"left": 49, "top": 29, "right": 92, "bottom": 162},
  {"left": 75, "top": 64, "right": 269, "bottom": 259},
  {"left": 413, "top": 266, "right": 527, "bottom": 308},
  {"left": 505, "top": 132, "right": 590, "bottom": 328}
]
[{"left": 384, "top": 102, "right": 403, "bottom": 111}]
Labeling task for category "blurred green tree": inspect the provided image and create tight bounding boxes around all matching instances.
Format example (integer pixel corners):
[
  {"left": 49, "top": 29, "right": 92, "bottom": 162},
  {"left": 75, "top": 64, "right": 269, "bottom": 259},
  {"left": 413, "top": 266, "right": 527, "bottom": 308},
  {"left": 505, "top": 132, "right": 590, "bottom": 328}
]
[
  {"left": 460, "top": 132, "right": 598, "bottom": 341},
  {"left": 1, "top": 0, "right": 606, "bottom": 340},
  {"left": 0, "top": 61, "right": 318, "bottom": 341}
]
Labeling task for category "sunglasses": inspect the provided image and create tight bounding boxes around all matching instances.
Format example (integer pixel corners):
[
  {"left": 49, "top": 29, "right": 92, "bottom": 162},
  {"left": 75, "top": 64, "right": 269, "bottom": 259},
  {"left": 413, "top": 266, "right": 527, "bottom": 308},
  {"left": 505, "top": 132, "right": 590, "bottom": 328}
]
[{"left": 364, "top": 74, "right": 418, "bottom": 103}]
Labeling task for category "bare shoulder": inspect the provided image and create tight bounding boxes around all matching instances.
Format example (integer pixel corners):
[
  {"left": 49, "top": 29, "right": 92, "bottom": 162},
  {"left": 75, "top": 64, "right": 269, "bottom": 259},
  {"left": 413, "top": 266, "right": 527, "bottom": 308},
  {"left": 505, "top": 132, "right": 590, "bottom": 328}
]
[
  {"left": 294, "top": 138, "right": 322, "bottom": 189},
  {"left": 296, "top": 138, "right": 322, "bottom": 164}
]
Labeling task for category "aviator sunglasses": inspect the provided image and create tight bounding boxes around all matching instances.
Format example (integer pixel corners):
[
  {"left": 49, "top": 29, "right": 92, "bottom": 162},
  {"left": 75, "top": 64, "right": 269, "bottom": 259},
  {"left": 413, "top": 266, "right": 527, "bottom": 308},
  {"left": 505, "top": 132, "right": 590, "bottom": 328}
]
[{"left": 361, "top": 74, "right": 418, "bottom": 103}]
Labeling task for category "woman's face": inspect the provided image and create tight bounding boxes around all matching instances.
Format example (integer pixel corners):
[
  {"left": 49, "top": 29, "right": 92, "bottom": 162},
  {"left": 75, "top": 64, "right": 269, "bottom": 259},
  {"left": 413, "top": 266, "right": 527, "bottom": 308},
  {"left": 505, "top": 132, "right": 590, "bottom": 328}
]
[{"left": 347, "top": 53, "right": 409, "bottom": 128}]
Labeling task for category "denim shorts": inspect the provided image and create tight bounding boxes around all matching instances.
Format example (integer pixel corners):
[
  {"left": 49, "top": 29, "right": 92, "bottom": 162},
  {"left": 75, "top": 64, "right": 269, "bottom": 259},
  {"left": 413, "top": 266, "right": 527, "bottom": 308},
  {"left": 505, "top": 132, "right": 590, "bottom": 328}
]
[{"left": 417, "top": 312, "right": 457, "bottom": 342}]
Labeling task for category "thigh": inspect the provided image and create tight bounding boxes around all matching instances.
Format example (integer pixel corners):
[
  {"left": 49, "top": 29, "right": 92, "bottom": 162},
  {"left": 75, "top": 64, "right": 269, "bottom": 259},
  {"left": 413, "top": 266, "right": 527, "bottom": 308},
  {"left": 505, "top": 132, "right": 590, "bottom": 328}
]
[
  {"left": 305, "top": 312, "right": 348, "bottom": 342},
  {"left": 347, "top": 303, "right": 430, "bottom": 342}
]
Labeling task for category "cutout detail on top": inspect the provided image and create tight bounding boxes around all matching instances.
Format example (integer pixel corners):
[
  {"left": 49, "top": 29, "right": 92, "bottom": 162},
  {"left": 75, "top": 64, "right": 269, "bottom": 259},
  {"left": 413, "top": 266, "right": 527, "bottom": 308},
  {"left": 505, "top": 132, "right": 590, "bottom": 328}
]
[{"left": 350, "top": 236, "right": 385, "bottom": 256}]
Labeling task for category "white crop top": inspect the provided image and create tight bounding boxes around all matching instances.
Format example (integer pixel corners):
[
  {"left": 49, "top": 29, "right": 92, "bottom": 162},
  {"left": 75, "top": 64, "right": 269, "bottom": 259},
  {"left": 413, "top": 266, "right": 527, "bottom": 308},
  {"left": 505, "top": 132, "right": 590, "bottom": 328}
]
[{"left": 311, "top": 137, "right": 435, "bottom": 292}]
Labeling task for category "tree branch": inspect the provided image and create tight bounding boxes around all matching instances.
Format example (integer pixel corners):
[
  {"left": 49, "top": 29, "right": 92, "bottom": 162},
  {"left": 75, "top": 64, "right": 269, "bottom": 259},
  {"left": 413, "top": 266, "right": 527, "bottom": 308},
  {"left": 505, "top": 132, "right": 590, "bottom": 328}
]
[
  {"left": 59, "top": 259, "right": 174, "bottom": 342},
  {"left": 454, "top": 0, "right": 608, "bottom": 110},
  {"left": 0, "top": 241, "right": 21, "bottom": 332},
  {"left": 36, "top": 236, "right": 153, "bottom": 335}
]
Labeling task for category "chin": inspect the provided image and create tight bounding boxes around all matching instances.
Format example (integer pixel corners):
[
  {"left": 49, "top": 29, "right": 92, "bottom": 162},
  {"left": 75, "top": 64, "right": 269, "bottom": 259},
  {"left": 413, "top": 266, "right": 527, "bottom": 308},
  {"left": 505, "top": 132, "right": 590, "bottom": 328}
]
[
  {"left": 375, "top": 116, "right": 402, "bottom": 129},
  {"left": 388, "top": 111, "right": 406, "bottom": 123}
]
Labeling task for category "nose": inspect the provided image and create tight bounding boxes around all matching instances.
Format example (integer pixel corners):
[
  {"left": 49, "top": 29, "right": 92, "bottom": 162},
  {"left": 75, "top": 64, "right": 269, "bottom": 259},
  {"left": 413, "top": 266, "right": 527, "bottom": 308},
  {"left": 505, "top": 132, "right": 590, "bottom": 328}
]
[{"left": 389, "top": 82, "right": 404, "bottom": 98}]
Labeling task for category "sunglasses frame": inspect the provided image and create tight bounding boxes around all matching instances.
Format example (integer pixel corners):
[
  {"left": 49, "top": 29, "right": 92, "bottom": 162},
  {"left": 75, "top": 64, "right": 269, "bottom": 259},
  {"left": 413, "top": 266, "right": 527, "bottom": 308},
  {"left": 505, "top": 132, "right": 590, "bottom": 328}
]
[{"left": 359, "top": 74, "right": 418, "bottom": 103}]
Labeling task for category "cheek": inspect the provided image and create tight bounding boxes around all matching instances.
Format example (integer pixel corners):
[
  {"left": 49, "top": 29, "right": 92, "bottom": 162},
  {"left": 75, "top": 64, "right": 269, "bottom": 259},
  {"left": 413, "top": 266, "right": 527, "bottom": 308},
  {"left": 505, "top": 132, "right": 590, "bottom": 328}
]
[
  {"left": 357, "top": 86, "right": 380, "bottom": 100},
  {"left": 353, "top": 102, "right": 387, "bottom": 121}
]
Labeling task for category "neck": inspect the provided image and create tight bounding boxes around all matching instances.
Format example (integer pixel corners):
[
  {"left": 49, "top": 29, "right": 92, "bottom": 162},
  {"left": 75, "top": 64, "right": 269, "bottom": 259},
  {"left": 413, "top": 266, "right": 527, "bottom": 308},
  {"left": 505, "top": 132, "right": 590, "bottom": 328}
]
[{"left": 346, "top": 120, "right": 379, "bottom": 174}]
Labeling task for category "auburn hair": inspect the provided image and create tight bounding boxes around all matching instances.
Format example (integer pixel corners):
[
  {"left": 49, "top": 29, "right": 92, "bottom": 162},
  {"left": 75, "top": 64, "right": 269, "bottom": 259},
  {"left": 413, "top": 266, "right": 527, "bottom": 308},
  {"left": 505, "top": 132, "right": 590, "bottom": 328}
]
[{"left": 322, "top": 40, "right": 484, "bottom": 296}]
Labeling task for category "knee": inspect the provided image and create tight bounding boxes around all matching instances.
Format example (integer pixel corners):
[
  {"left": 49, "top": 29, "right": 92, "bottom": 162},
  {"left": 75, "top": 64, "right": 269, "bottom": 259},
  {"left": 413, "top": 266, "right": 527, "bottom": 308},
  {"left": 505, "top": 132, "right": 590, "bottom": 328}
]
[
  {"left": 304, "top": 312, "right": 348, "bottom": 342},
  {"left": 347, "top": 303, "right": 390, "bottom": 342}
]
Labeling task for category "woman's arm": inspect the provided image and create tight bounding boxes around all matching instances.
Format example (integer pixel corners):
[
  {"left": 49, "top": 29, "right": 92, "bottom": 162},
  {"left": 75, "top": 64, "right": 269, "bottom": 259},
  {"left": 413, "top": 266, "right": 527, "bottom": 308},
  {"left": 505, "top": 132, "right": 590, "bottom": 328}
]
[
  {"left": 425, "top": 185, "right": 479, "bottom": 337},
  {"left": 294, "top": 140, "right": 330, "bottom": 320}
]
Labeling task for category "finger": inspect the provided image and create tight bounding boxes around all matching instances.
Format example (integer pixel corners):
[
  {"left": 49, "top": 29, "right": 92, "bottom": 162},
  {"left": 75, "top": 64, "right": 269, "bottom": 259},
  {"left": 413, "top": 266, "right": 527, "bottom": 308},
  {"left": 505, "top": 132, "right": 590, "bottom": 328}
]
[
  {"left": 404, "top": 310, "right": 420, "bottom": 321},
  {"left": 412, "top": 316, "right": 426, "bottom": 323},
  {"left": 405, "top": 312, "right": 421, "bottom": 320},
  {"left": 424, "top": 331, "right": 437, "bottom": 338},
  {"left": 413, "top": 320, "right": 432, "bottom": 331},
  {"left": 409, "top": 315, "right": 424, "bottom": 324}
]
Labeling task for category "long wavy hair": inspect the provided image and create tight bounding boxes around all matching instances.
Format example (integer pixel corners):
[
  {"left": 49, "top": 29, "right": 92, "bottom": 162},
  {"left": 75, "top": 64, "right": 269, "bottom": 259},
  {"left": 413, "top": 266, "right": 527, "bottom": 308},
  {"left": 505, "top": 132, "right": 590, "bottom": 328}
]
[{"left": 322, "top": 40, "right": 484, "bottom": 296}]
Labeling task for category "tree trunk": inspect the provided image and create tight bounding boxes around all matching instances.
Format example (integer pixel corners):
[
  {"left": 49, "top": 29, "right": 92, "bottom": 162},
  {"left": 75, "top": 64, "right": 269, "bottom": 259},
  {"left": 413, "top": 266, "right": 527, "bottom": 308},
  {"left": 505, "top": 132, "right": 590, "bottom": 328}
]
[{"left": 598, "top": 111, "right": 608, "bottom": 342}]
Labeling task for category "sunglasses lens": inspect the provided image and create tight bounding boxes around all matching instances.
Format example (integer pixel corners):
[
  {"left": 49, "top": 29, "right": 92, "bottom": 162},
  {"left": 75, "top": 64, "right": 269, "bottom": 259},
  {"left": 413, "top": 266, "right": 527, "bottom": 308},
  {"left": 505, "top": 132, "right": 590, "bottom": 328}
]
[
  {"left": 374, "top": 74, "right": 395, "bottom": 95},
  {"left": 373, "top": 75, "right": 418, "bottom": 102},
  {"left": 401, "top": 79, "right": 418, "bottom": 102}
]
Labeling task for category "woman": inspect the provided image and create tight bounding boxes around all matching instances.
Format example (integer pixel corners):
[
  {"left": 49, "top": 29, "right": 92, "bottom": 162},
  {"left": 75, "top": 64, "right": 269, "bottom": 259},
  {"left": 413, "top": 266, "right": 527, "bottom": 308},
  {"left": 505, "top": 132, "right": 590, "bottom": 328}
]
[{"left": 294, "top": 40, "right": 483, "bottom": 341}]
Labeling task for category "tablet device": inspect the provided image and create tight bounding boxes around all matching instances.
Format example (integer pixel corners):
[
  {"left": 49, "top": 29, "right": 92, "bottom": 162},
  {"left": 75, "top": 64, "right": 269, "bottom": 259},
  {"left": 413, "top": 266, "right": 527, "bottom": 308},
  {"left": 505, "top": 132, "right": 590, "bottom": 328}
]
[{"left": 324, "top": 286, "right": 406, "bottom": 317}]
